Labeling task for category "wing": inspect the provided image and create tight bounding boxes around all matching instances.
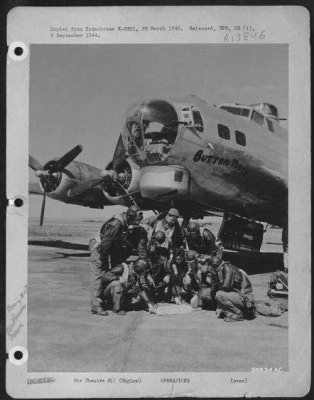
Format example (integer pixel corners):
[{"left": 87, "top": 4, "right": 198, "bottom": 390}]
[{"left": 29, "top": 181, "right": 43, "bottom": 195}]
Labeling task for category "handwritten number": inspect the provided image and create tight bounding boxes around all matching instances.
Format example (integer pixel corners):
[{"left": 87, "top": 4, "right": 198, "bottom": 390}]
[{"left": 259, "top": 30, "right": 266, "bottom": 40}]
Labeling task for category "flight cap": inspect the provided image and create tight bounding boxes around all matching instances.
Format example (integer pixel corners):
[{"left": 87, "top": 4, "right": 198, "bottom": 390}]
[
  {"left": 210, "top": 255, "right": 223, "bottom": 268},
  {"left": 152, "top": 230, "right": 166, "bottom": 244},
  {"left": 186, "top": 250, "right": 198, "bottom": 261},
  {"left": 126, "top": 204, "right": 141, "bottom": 217},
  {"left": 187, "top": 221, "right": 200, "bottom": 233},
  {"left": 133, "top": 258, "right": 148, "bottom": 274},
  {"left": 168, "top": 208, "right": 180, "bottom": 218}
]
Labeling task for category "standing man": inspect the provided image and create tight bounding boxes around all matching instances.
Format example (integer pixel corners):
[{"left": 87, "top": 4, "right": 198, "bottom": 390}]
[
  {"left": 149, "top": 208, "right": 183, "bottom": 251},
  {"left": 89, "top": 205, "right": 145, "bottom": 316},
  {"left": 184, "top": 221, "right": 218, "bottom": 256}
]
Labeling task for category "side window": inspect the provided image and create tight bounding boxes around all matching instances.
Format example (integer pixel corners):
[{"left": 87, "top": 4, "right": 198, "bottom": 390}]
[
  {"left": 235, "top": 130, "right": 246, "bottom": 146},
  {"left": 252, "top": 110, "right": 265, "bottom": 126},
  {"left": 192, "top": 110, "right": 204, "bottom": 132},
  {"left": 241, "top": 108, "right": 250, "bottom": 117},
  {"left": 266, "top": 119, "right": 274, "bottom": 132},
  {"left": 217, "top": 124, "right": 230, "bottom": 140},
  {"left": 220, "top": 106, "right": 241, "bottom": 116}
]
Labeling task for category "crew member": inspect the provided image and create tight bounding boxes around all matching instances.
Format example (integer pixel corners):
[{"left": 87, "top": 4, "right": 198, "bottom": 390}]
[
  {"left": 89, "top": 205, "right": 144, "bottom": 316},
  {"left": 169, "top": 248, "right": 189, "bottom": 304},
  {"left": 102, "top": 264, "right": 126, "bottom": 315},
  {"left": 126, "top": 258, "right": 159, "bottom": 314},
  {"left": 210, "top": 256, "right": 255, "bottom": 322},
  {"left": 181, "top": 250, "right": 201, "bottom": 307},
  {"left": 184, "top": 221, "right": 218, "bottom": 256},
  {"left": 149, "top": 208, "right": 183, "bottom": 251},
  {"left": 195, "top": 254, "right": 217, "bottom": 310},
  {"left": 148, "top": 230, "right": 172, "bottom": 301}
]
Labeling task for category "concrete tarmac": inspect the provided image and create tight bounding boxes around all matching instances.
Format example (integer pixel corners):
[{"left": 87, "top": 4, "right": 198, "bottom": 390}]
[{"left": 28, "top": 226, "right": 288, "bottom": 372}]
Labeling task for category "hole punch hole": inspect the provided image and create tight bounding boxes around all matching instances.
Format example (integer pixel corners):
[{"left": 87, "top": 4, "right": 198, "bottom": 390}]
[
  {"left": 8, "top": 346, "right": 28, "bottom": 366},
  {"left": 14, "top": 47, "right": 23, "bottom": 56},
  {"left": 8, "top": 197, "right": 25, "bottom": 209},
  {"left": 14, "top": 350, "right": 23, "bottom": 360},
  {"left": 14, "top": 198, "right": 23, "bottom": 207},
  {"left": 8, "top": 41, "right": 29, "bottom": 61}
]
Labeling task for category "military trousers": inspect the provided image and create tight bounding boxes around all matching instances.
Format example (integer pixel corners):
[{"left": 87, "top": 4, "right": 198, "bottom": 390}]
[
  {"left": 215, "top": 290, "right": 244, "bottom": 318},
  {"left": 198, "top": 287, "right": 216, "bottom": 310},
  {"left": 103, "top": 280, "right": 124, "bottom": 312},
  {"left": 89, "top": 243, "right": 109, "bottom": 309}
]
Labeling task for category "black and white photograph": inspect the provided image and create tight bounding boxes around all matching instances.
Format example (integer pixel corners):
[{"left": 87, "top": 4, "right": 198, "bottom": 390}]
[
  {"left": 6, "top": 6, "right": 310, "bottom": 398},
  {"left": 27, "top": 42, "right": 289, "bottom": 372}
]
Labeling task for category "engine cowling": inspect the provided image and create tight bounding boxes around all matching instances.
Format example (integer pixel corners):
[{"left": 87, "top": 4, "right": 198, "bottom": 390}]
[
  {"left": 139, "top": 165, "right": 189, "bottom": 199},
  {"left": 101, "top": 157, "right": 141, "bottom": 206},
  {"left": 41, "top": 160, "right": 106, "bottom": 199}
]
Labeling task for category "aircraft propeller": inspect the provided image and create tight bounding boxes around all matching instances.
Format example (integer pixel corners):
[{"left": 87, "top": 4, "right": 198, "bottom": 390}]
[{"left": 29, "top": 145, "right": 83, "bottom": 226}]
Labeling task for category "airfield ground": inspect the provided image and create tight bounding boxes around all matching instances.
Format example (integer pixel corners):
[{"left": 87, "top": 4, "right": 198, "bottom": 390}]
[{"left": 28, "top": 218, "right": 288, "bottom": 372}]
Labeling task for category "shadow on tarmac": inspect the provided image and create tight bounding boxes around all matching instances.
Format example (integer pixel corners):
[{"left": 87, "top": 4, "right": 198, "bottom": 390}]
[
  {"left": 29, "top": 240, "right": 283, "bottom": 274},
  {"left": 29, "top": 240, "right": 89, "bottom": 251},
  {"left": 56, "top": 252, "right": 91, "bottom": 258}
]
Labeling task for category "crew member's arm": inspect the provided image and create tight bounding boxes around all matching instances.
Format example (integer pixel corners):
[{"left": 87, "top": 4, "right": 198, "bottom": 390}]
[
  {"left": 220, "top": 264, "right": 233, "bottom": 291},
  {"left": 98, "top": 221, "right": 122, "bottom": 256},
  {"left": 102, "top": 265, "right": 124, "bottom": 284},
  {"left": 137, "top": 237, "right": 148, "bottom": 259},
  {"left": 203, "top": 228, "right": 218, "bottom": 254}
]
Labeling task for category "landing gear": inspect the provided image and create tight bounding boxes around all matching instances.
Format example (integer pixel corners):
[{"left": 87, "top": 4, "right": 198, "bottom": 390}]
[{"left": 218, "top": 214, "right": 264, "bottom": 252}]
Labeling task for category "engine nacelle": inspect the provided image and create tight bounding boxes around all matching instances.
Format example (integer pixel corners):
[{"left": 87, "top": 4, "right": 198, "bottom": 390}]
[
  {"left": 42, "top": 160, "right": 106, "bottom": 199},
  {"left": 123, "top": 157, "right": 141, "bottom": 193},
  {"left": 139, "top": 165, "right": 189, "bottom": 199},
  {"left": 101, "top": 157, "right": 142, "bottom": 206}
]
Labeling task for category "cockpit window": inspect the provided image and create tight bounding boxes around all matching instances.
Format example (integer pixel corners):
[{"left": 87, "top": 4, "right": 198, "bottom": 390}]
[
  {"left": 123, "top": 100, "right": 179, "bottom": 164},
  {"left": 266, "top": 118, "right": 274, "bottom": 132},
  {"left": 252, "top": 110, "right": 265, "bottom": 126},
  {"left": 220, "top": 106, "right": 250, "bottom": 117},
  {"left": 129, "top": 121, "right": 144, "bottom": 150}
]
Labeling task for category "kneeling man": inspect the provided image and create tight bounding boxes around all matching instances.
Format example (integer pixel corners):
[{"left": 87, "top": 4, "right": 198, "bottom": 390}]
[
  {"left": 102, "top": 264, "right": 127, "bottom": 315},
  {"left": 211, "top": 256, "right": 255, "bottom": 322}
]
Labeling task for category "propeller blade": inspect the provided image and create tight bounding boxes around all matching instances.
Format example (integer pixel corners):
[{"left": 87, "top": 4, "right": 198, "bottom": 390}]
[
  {"left": 50, "top": 145, "right": 83, "bottom": 172},
  {"left": 39, "top": 191, "right": 47, "bottom": 227},
  {"left": 29, "top": 155, "right": 44, "bottom": 172},
  {"left": 35, "top": 170, "right": 50, "bottom": 178}
]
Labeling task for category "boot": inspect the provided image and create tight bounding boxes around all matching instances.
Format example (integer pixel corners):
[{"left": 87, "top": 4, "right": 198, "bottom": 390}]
[
  {"left": 91, "top": 306, "right": 109, "bottom": 316},
  {"left": 224, "top": 313, "right": 244, "bottom": 322},
  {"left": 113, "top": 309, "right": 127, "bottom": 315}
]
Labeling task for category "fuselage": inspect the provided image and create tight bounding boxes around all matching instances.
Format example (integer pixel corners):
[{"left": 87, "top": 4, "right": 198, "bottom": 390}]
[
  {"left": 34, "top": 96, "right": 287, "bottom": 226},
  {"left": 120, "top": 96, "right": 288, "bottom": 225}
]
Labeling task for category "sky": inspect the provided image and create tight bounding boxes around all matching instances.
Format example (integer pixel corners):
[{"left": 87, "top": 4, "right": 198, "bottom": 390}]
[{"left": 29, "top": 44, "right": 288, "bottom": 221}]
